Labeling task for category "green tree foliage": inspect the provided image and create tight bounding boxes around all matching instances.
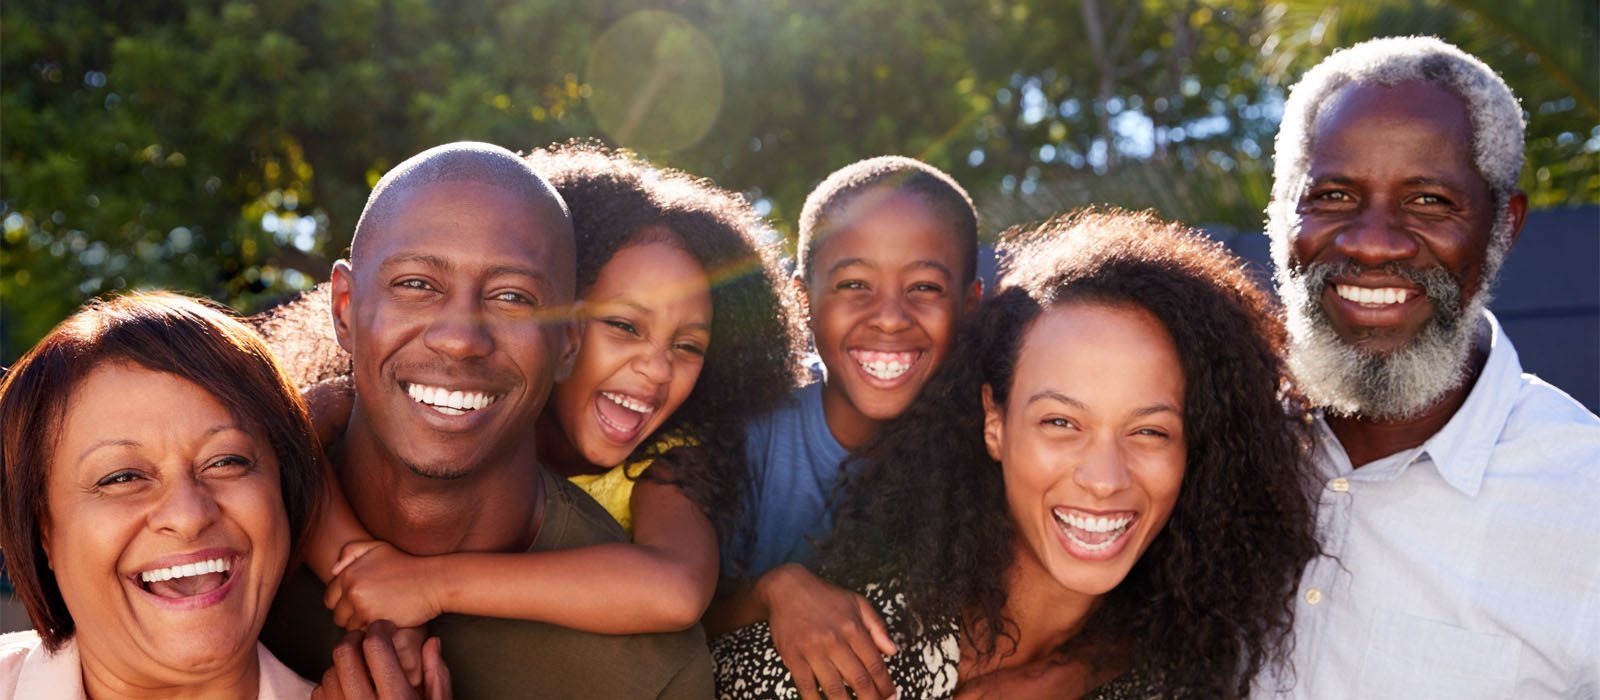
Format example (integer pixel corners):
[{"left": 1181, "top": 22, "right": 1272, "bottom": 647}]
[{"left": 4, "top": 0, "right": 1595, "bottom": 360}]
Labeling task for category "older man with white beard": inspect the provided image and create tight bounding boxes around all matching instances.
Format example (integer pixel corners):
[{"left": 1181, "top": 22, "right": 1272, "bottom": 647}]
[{"left": 1259, "top": 37, "right": 1600, "bottom": 698}]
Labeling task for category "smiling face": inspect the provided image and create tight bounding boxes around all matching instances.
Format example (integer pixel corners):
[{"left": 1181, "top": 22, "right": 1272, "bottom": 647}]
[
  {"left": 984, "top": 302, "right": 1185, "bottom": 598},
  {"left": 333, "top": 180, "right": 576, "bottom": 480},
  {"left": 43, "top": 363, "right": 288, "bottom": 685},
  {"left": 1289, "top": 81, "right": 1498, "bottom": 355},
  {"left": 552, "top": 238, "right": 712, "bottom": 468},
  {"left": 1280, "top": 81, "right": 1523, "bottom": 418},
  {"left": 805, "top": 191, "right": 978, "bottom": 447}
]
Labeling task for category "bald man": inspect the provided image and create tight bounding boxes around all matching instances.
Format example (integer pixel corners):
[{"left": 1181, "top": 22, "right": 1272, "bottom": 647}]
[{"left": 260, "top": 142, "right": 713, "bottom": 698}]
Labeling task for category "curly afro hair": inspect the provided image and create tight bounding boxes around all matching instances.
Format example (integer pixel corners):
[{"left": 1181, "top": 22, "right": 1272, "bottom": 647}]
[
  {"left": 525, "top": 141, "right": 806, "bottom": 548},
  {"left": 815, "top": 208, "right": 1319, "bottom": 698}
]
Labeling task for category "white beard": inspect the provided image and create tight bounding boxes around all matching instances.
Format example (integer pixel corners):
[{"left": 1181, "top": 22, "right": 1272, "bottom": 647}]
[{"left": 1280, "top": 254, "right": 1493, "bottom": 421}]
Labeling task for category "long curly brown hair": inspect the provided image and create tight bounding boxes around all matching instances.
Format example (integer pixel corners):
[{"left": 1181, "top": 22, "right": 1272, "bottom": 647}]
[
  {"left": 525, "top": 141, "right": 805, "bottom": 548},
  {"left": 816, "top": 209, "right": 1318, "bottom": 698}
]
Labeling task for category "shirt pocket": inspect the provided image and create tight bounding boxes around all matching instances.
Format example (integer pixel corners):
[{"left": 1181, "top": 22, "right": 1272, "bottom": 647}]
[{"left": 1358, "top": 612, "right": 1522, "bottom": 700}]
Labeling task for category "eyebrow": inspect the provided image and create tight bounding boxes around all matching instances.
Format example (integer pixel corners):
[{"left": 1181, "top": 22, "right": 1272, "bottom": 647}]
[
  {"left": 825, "top": 257, "right": 954, "bottom": 279},
  {"left": 76, "top": 424, "right": 245, "bottom": 464},
  {"left": 1026, "top": 391, "right": 1181, "bottom": 418},
  {"left": 381, "top": 253, "right": 550, "bottom": 286},
  {"left": 1027, "top": 390, "right": 1088, "bottom": 411},
  {"left": 613, "top": 300, "right": 711, "bottom": 332}
]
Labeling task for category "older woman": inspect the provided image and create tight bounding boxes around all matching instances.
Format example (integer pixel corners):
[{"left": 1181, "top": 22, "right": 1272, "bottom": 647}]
[
  {"left": 712, "top": 210, "right": 1320, "bottom": 699},
  {"left": 0, "top": 293, "right": 327, "bottom": 698}
]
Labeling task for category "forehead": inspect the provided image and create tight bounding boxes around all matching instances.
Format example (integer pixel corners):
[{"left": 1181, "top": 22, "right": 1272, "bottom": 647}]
[
  {"left": 367, "top": 180, "right": 572, "bottom": 279},
  {"left": 814, "top": 191, "right": 966, "bottom": 273},
  {"left": 1012, "top": 303, "right": 1184, "bottom": 403},
  {"left": 58, "top": 363, "right": 238, "bottom": 448},
  {"left": 587, "top": 241, "right": 711, "bottom": 312},
  {"left": 1309, "top": 81, "right": 1479, "bottom": 176}
]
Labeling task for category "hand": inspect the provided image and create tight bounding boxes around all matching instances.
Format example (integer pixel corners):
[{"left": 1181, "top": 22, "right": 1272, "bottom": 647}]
[
  {"left": 325, "top": 540, "right": 442, "bottom": 629},
  {"left": 311, "top": 620, "right": 451, "bottom": 700},
  {"left": 302, "top": 375, "right": 354, "bottom": 447},
  {"left": 391, "top": 625, "right": 429, "bottom": 689},
  {"left": 758, "top": 564, "right": 898, "bottom": 700}
]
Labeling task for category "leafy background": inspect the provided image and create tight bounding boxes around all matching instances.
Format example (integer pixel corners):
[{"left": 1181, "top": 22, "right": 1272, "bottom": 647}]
[{"left": 4, "top": 0, "right": 1596, "bottom": 361}]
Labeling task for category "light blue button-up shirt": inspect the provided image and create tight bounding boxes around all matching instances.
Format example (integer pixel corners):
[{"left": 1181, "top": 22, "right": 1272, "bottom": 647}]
[{"left": 1260, "top": 312, "right": 1600, "bottom": 699}]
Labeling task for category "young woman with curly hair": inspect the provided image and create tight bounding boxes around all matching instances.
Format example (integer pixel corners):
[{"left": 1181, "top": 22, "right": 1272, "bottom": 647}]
[
  {"left": 711, "top": 209, "right": 1319, "bottom": 699},
  {"left": 275, "top": 142, "right": 804, "bottom": 646}
]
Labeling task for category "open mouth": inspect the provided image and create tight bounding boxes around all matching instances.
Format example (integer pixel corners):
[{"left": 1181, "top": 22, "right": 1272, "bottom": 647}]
[
  {"left": 405, "top": 382, "right": 503, "bottom": 416},
  {"left": 1333, "top": 284, "right": 1414, "bottom": 307},
  {"left": 595, "top": 390, "right": 657, "bottom": 440},
  {"left": 1051, "top": 509, "right": 1135, "bottom": 553},
  {"left": 848, "top": 350, "right": 921, "bottom": 382},
  {"left": 138, "top": 557, "right": 233, "bottom": 599}
]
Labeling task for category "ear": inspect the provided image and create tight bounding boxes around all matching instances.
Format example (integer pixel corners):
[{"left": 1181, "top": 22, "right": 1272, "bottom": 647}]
[
  {"left": 981, "top": 383, "right": 1003, "bottom": 462},
  {"left": 791, "top": 275, "right": 813, "bottom": 327},
  {"left": 39, "top": 513, "right": 53, "bottom": 571},
  {"left": 1503, "top": 190, "right": 1528, "bottom": 252},
  {"left": 963, "top": 278, "right": 984, "bottom": 317},
  {"left": 330, "top": 260, "right": 356, "bottom": 353},
  {"left": 553, "top": 301, "right": 584, "bottom": 383}
]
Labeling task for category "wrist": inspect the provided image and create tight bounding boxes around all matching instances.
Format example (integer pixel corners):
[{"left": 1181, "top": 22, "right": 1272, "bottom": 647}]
[
  {"left": 421, "top": 555, "right": 451, "bottom": 618},
  {"left": 754, "top": 563, "right": 803, "bottom": 609}
]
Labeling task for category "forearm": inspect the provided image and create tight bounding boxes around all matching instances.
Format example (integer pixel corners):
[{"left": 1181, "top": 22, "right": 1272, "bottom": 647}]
[
  {"left": 702, "top": 578, "right": 772, "bottom": 638},
  {"left": 433, "top": 542, "right": 717, "bottom": 633},
  {"left": 306, "top": 462, "right": 374, "bottom": 582}
]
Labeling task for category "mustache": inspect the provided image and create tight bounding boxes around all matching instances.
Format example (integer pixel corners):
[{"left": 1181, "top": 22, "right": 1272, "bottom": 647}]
[{"left": 1295, "top": 261, "right": 1462, "bottom": 311}]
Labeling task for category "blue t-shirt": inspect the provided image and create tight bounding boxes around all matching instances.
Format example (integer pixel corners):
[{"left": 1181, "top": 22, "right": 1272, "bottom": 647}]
[{"left": 727, "top": 381, "right": 849, "bottom": 578}]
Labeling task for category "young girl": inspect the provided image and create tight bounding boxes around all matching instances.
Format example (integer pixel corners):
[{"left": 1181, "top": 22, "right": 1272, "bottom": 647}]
[
  {"left": 283, "top": 143, "right": 801, "bottom": 642},
  {"left": 712, "top": 210, "right": 1320, "bottom": 699}
]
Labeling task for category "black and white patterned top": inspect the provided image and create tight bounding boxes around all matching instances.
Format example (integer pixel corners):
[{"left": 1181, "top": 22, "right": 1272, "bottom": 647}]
[{"left": 711, "top": 582, "right": 1159, "bottom": 699}]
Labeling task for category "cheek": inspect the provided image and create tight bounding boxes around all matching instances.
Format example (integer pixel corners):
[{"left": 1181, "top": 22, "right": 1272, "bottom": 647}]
[{"left": 224, "top": 480, "right": 291, "bottom": 572}]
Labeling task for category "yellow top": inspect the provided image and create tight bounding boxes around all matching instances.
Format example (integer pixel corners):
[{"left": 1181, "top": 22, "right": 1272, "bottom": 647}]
[{"left": 566, "top": 432, "right": 695, "bottom": 536}]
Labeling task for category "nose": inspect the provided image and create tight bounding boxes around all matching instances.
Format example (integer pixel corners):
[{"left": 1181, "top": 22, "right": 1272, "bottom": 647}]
[
  {"left": 867, "top": 290, "right": 913, "bottom": 334},
  {"left": 1072, "top": 441, "right": 1133, "bottom": 500},
  {"left": 423, "top": 298, "right": 494, "bottom": 360},
  {"left": 1333, "top": 203, "right": 1421, "bottom": 268},
  {"left": 631, "top": 344, "right": 672, "bottom": 385},
  {"left": 148, "top": 476, "right": 220, "bottom": 541}
]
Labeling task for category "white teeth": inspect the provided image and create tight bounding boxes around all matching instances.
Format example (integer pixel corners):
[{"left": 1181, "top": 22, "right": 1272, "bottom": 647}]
[
  {"left": 140, "top": 557, "right": 231, "bottom": 583},
  {"left": 851, "top": 353, "right": 915, "bottom": 380},
  {"left": 1052, "top": 510, "right": 1134, "bottom": 533},
  {"left": 600, "top": 391, "right": 655, "bottom": 415},
  {"left": 406, "top": 383, "right": 499, "bottom": 413},
  {"left": 1335, "top": 285, "right": 1410, "bottom": 306}
]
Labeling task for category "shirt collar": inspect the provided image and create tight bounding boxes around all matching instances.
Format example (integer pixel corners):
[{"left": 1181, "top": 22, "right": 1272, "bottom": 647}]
[
  {"left": 1310, "top": 311, "right": 1523, "bottom": 496},
  {"left": 1419, "top": 310, "right": 1523, "bottom": 497}
]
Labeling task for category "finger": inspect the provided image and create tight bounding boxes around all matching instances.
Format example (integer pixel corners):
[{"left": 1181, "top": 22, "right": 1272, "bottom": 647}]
[
  {"left": 361, "top": 620, "right": 418, "bottom": 699},
  {"left": 422, "top": 637, "right": 452, "bottom": 700},
  {"left": 332, "top": 541, "right": 378, "bottom": 578},
  {"left": 784, "top": 655, "right": 821, "bottom": 700},
  {"left": 324, "top": 576, "right": 345, "bottom": 611},
  {"left": 826, "top": 642, "right": 884, "bottom": 700},
  {"left": 856, "top": 596, "right": 898, "bottom": 657},
  {"left": 332, "top": 598, "right": 354, "bottom": 630},
  {"left": 332, "top": 629, "right": 378, "bottom": 700},
  {"left": 806, "top": 653, "right": 852, "bottom": 700},
  {"left": 843, "top": 625, "right": 894, "bottom": 699}
]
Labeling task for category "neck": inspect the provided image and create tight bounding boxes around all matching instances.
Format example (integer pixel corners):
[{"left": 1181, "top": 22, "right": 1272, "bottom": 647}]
[
  {"left": 78, "top": 638, "right": 259, "bottom": 700},
  {"left": 1328, "top": 340, "right": 1489, "bottom": 468},
  {"left": 533, "top": 409, "right": 595, "bottom": 477},
  {"left": 819, "top": 382, "right": 882, "bottom": 451},
  {"left": 337, "top": 404, "right": 544, "bottom": 556},
  {"left": 954, "top": 547, "right": 1121, "bottom": 698}
]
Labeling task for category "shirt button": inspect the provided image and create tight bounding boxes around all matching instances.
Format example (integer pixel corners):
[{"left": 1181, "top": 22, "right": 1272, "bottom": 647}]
[
  {"left": 1329, "top": 478, "right": 1350, "bottom": 493},
  {"left": 1304, "top": 588, "right": 1323, "bottom": 605}
]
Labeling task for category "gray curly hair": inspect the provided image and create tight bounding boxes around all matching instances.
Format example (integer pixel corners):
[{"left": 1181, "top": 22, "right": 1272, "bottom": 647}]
[{"left": 1266, "top": 36, "right": 1525, "bottom": 281}]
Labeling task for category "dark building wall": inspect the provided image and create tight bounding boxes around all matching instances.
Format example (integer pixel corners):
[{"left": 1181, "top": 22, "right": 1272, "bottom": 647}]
[{"left": 978, "top": 206, "right": 1600, "bottom": 413}]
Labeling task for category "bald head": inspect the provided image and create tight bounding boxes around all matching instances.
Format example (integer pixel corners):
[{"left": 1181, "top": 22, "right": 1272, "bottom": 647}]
[{"left": 351, "top": 141, "right": 572, "bottom": 264}]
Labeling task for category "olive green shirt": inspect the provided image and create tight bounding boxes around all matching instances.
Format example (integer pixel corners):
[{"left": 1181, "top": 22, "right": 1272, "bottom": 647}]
[{"left": 262, "top": 466, "right": 714, "bottom": 699}]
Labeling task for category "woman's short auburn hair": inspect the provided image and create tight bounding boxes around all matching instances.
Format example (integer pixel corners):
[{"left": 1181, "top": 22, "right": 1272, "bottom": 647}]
[{"left": 0, "top": 292, "right": 322, "bottom": 651}]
